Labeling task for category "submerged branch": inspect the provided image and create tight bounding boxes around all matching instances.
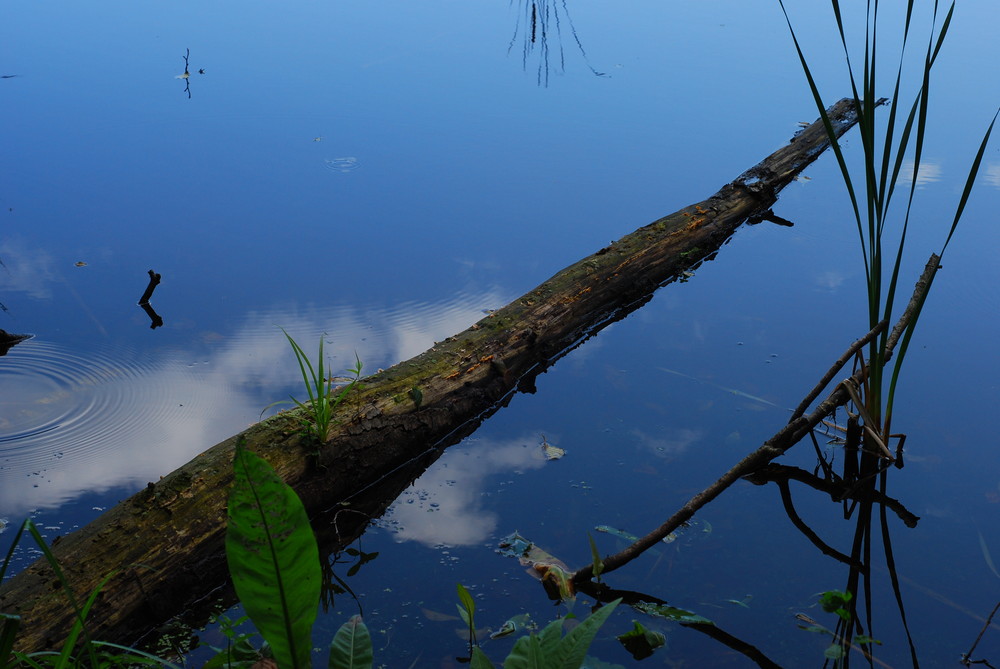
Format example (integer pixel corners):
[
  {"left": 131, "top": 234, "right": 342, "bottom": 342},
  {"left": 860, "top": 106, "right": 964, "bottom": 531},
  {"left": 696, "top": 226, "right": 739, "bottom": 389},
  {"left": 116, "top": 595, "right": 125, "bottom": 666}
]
[{"left": 572, "top": 253, "right": 939, "bottom": 582}]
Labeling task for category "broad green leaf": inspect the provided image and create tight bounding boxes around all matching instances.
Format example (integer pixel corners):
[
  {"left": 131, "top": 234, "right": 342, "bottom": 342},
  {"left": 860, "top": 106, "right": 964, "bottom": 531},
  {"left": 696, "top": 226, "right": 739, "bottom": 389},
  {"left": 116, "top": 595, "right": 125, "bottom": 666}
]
[
  {"left": 503, "top": 634, "right": 545, "bottom": 669},
  {"left": 536, "top": 618, "right": 564, "bottom": 655},
  {"left": 470, "top": 647, "right": 496, "bottom": 669},
  {"left": 328, "top": 615, "right": 373, "bottom": 669},
  {"left": 456, "top": 583, "right": 476, "bottom": 632},
  {"left": 226, "top": 441, "right": 321, "bottom": 669},
  {"left": 550, "top": 599, "right": 620, "bottom": 669}
]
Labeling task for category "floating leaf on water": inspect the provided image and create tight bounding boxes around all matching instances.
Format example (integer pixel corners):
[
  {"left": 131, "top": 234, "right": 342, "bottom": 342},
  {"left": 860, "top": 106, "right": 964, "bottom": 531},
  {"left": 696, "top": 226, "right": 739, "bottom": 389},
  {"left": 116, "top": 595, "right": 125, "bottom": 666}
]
[
  {"left": 634, "top": 601, "right": 713, "bottom": 625},
  {"left": 490, "top": 613, "right": 534, "bottom": 639},
  {"left": 594, "top": 525, "right": 640, "bottom": 543},
  {"left": 534, "top": 562, "right": 575, "bottom": 601},
  {"left": 497, "top": 531, "right": 575, "bottom": 601},
  {"left": 324, "top": 157, "right": 359, "bottom": 173},
  {"left": 541, "top": 434, "right": 565, "bottom": 460},
  {"left": 724, "top": 594, "right": 752, "bottom": 608},
  {"left": 617, "top": 620, "right": 667, "bottom": 660}
]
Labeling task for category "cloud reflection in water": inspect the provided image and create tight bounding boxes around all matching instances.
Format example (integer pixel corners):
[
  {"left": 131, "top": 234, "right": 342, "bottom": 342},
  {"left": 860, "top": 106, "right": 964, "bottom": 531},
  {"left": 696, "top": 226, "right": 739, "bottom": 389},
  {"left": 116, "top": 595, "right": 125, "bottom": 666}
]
[
  {"left": 0, "top": 290, "right": 508, "bottom": 517},
  {"left": 380, "top": 436, "right": 550, "bottom": 547}
]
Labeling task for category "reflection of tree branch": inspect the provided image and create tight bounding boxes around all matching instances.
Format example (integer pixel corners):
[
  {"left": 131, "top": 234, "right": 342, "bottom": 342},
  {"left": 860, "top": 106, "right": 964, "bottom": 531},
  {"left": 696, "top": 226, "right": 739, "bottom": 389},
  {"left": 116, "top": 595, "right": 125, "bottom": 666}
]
[
  {"left": 575, "top": 582, "right": 782, "bottom": 669},
  {"left": 572, "top": 255, "right": 938, "bottom": 582},
  {"left": 137, "top": 269, "right": 163, "bottom": 329},
  {"left": 745, "top": 463, "right": 919, "bottom": 528},
  {"left": 776, "top": 478, "right": 865, "bottom": 569}
]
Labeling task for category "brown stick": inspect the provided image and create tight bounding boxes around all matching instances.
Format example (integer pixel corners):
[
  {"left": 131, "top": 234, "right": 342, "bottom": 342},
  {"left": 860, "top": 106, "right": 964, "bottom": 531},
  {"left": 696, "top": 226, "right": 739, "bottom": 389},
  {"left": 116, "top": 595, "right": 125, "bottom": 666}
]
[
  {"left": 572, "top": 253, "right": 940, "bottom": 582},
  {"left": 788, "top": 317, "right": 888, "bottom": 423}
]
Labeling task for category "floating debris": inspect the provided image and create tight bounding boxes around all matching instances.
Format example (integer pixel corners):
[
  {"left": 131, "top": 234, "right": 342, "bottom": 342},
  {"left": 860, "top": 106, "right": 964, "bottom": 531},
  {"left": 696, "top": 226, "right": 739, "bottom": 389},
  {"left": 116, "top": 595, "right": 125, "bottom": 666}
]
[
  {"left": 490, "top": 613, "right": 535, "bottom": 639},
  {"left": 540, "top": 434, "right": 564, "bottom": 460}
]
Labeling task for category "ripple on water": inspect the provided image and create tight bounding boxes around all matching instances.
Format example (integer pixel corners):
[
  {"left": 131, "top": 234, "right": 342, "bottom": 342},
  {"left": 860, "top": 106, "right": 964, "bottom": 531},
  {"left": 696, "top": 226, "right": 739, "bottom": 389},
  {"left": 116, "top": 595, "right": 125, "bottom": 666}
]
[{"left": 0, "top": 339, "right": 192, "bottom": 477}]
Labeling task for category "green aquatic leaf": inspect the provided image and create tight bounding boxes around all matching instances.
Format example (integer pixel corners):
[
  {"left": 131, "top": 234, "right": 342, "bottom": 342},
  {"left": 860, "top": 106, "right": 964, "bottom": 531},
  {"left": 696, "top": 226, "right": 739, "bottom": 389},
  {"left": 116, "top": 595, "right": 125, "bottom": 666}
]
[
  {"left": 1, "top": 613, "right": 21, "bottom": 668},
  {"left": 634, "top": 602, "right": 713, "bottom": 626},
  {"left": 587, "top": 533, "right": 604, "bottom": 582},
  {"left": 470, "top": 647, "right": 497, "bottom": 669},
  {"left": 616, "top": 620, "right": 666, "bottom": 660},
  {"left": 226, "top": 440, "right": 320, "bottom": 669},
  {"left": 503, "top": 600, "right": 620, "bottom": 669},
  {"left": 824, "top": 643, "right": 846, "bottom": 660},
  {"left": 329, "top": 615, "right": 373, "bottom": 669}
]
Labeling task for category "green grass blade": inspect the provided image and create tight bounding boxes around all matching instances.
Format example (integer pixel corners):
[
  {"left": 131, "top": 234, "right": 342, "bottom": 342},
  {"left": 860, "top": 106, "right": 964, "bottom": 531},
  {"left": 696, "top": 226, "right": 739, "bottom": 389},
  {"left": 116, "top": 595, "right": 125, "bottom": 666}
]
[
  {"left": 1, "top": 613, "right": 21, "bottom": 668},
  {"left": 0, "top": 520, "right": 28, "bottom": 584},
  {"left": 55, "top": 568, "right": 122, "bottom": 669},
  {"left": 328, "top": 615, "right": 373, "bottom": 669},
  {"left": 226, "top": 439, "right": 321, "bottom": 669},
  {"left": 941, "top": 107, "right": 999, "bottom": 254},
  {"left": 778, "top": 0, "right": 868, "bottom": 279},
  {"left": 89, "top": 641, "right": 184, "bottom": 668},
  {"left": 21, "top": 519, "right": 101, "bottom": 669}
]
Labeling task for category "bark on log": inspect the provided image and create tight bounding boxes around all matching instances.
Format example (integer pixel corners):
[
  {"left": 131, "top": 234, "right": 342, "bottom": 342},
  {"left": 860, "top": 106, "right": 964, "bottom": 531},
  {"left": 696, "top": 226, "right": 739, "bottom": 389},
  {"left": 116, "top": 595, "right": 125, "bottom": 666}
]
[{"left": 0, "top": 98, "right": 864, "bottom": 654}]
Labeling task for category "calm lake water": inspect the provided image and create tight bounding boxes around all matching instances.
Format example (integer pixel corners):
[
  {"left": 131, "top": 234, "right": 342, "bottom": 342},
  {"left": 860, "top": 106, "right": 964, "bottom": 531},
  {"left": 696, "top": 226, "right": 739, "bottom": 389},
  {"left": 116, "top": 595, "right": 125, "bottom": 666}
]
[{"left": 3, "top": 1, "right": 1000, "bottom": 666}]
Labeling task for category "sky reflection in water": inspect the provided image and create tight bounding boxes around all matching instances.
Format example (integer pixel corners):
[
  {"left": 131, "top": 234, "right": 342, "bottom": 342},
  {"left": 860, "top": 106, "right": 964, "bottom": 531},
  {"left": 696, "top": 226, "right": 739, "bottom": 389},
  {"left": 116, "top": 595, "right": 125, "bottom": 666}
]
[{"left": 2, "top": 0, "right": 1000, "bottom": 665}]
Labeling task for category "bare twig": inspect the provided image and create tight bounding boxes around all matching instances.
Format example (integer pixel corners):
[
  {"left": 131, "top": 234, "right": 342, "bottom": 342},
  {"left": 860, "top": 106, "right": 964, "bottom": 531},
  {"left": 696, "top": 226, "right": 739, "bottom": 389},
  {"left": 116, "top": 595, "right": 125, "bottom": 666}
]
[
  {"left": 962, "top": 601, "right": 1000, "bottom": 667},
  {"left": 789, "top": 318, "right": 888, "bottom": 423},
  {"left": 572, "top": 253, "right": 940, "bottom": 582}
]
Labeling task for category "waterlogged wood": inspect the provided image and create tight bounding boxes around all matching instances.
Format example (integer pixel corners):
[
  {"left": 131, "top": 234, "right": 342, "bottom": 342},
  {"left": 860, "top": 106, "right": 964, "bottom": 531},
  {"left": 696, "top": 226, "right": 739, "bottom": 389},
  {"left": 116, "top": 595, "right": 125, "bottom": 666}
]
[
  {"left": 0, "top": 98, "right": 864, "bottom": 653},
  {"left": 572, "top": 254, "right": 939, "bottom": 583}
]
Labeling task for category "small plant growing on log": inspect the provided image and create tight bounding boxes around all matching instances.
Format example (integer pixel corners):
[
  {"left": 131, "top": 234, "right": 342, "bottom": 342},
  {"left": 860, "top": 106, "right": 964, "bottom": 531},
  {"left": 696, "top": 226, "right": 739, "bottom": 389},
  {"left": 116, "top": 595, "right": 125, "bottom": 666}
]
[{"left": 265, "top": 330, "right": 362, "bottom": 446}]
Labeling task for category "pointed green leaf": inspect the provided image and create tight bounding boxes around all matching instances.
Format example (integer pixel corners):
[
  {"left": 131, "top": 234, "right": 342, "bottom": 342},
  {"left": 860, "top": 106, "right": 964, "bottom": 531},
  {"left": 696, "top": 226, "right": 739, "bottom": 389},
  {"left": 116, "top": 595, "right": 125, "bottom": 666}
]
[
  {"left": 226, "top": 441, "right": 321, "bottom": 669},
  {"left": 470, "top": 647, "right": 497, "bottom": 669},
  {"left": 503, "top": 634, "right": 545, "bottom": 669},
  {"left": 328, "top": 615, "right": 373, "bottom": 669},
  {"left": 587, "top": 533, "right": 604, "bottom": 581},
  {"left": 550, "top": 599, "right": 620, "bottom": 669}
]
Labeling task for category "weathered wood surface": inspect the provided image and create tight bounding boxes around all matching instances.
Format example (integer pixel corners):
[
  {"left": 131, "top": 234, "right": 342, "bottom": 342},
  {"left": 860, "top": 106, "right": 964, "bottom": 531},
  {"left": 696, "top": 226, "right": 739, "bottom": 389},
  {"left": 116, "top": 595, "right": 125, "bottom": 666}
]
[{"left": 0, "top": 98, "right": 862, "bottom": 654}]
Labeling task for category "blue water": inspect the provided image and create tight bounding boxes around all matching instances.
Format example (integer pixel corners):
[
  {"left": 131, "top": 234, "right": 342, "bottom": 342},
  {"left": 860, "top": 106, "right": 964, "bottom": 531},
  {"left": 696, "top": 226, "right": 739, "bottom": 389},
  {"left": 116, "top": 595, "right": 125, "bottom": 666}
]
[{"left": 3, "top": 1, "right": 1000, "bottom": 666}]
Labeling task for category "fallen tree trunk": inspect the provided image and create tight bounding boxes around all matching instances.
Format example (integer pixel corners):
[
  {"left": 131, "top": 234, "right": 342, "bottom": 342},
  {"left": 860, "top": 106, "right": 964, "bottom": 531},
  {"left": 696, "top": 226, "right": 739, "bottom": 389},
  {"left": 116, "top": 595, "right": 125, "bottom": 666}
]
[{"left": 0, "top": 97, "right": 863, "bottom": 654}]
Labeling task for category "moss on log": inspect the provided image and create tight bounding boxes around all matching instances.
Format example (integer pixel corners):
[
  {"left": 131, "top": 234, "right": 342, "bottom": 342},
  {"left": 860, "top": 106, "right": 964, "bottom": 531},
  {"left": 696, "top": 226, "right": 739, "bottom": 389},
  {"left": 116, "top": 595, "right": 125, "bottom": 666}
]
[{"left": 0, "top": 98, "right": 862, "bottom": 654}]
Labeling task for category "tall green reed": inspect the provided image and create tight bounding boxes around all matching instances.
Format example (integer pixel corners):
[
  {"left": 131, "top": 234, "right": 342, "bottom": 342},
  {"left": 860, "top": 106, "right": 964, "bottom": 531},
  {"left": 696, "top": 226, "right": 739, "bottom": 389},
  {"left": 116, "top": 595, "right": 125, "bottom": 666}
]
[{"left": 777, "top": 0, "right": 997, "bottom": 439}]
